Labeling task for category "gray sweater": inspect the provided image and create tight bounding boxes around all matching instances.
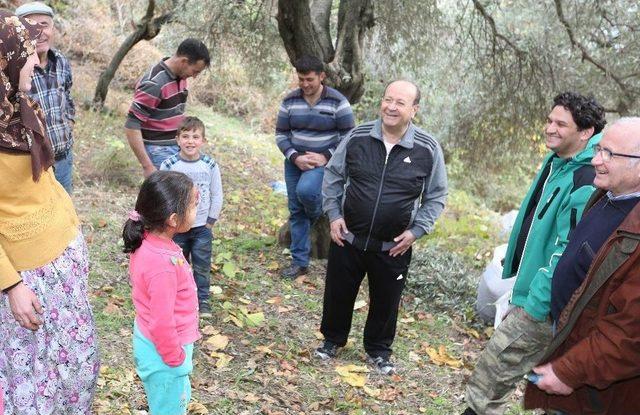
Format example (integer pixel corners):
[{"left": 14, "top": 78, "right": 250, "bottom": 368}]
[{"left": 160, "top": 153, "right": 223, "bottom": 227}]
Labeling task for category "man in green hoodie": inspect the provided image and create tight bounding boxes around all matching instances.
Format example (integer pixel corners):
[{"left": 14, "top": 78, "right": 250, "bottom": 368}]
[{"left": 463, "top": 92, "right": 606, "bottom": 415}]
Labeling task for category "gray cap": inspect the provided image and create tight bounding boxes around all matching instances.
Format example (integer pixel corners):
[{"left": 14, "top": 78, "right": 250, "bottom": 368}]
[{"left": 15, "top": 2, "right": 54, "bottom": 18}]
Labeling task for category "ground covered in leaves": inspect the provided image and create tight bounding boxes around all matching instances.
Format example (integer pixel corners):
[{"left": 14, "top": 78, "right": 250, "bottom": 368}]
[{"left": 70, "top": 101, "right": 534, "bottom": 414}]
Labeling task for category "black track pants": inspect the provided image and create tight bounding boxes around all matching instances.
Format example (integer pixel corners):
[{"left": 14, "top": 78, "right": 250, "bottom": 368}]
[{"left": 320, "top": 241, "right": 411, "bottom": 359}]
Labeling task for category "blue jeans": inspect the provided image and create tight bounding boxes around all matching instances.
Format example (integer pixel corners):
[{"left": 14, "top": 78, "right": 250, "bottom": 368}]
[
  {"left": 145, "top": 144, "right": 180, "bottom": 169},
  {"left": 53, "top": 150, "right": 73, "bottom": 194},
  {"left": 284, "top": 159, "right": 324, "bottom": 267},
  {"left": 133, "top": 324, "right": 193, "bottom": 415},
  {"left": 173, "top": 226, "right": 213, "bottom": 308}
]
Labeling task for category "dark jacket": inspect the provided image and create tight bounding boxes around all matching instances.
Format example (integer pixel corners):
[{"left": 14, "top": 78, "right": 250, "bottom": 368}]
[
  {"left": 322, "top": 120, "right": 447, "bottom": 248},
  {"left": 524, "top": 190, "right": 640, "bottom": 414}
]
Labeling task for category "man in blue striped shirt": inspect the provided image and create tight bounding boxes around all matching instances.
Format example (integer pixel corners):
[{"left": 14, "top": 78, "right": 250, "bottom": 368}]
[
  {"left": 16, "top": 2, "right": 75, "bottom": 193},
  {"left": 276, "top": 55, "right": 355, "bottom": 279}
]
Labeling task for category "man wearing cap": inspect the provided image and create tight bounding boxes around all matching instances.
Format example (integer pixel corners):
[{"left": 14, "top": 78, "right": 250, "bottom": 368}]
[{"left": 16, "top": 2, "right": 76, "bottom": 193}]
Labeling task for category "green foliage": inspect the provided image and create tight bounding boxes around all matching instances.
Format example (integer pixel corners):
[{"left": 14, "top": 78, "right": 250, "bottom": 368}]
[
  {"left": 409, "top": 188, "right": 505, "bottom": 325},
  {"left": 92, "top": 137, "right": 138, "bottom": 187},
  {"left": 408, "top": 244, "right": 478, "bottom": 324},
  {"left": 447, "top": 151, "right": 537, "bottom": 212},
  {"left": 424, "top": 188, "right": 501, "bottom": 258}
]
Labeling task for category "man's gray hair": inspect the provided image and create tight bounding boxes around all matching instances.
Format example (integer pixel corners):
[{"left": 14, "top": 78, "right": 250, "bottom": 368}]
[{"left": 607, "top": 117, "right": 640, "bottom": 153}]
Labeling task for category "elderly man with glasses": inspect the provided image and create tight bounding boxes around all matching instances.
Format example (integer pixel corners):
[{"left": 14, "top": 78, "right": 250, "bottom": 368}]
[
  {"left": 523, "top": 117, "right": 640, "bottom": 414},
  {"left": 464, "top": 92, "right": 606, "bottom": 415}
]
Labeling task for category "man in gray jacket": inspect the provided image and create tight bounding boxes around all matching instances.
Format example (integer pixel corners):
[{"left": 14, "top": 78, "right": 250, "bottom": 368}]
[{"left": 315, "top": 80, "right": 448, "bottom": 374}]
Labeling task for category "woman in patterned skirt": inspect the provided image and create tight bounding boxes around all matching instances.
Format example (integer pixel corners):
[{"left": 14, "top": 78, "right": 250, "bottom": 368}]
[{"left": 0, "top": 10, "right": 99, "bottom": 414}]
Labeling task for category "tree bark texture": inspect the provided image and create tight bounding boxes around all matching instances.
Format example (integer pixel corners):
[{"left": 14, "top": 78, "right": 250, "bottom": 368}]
[
  {"left": 277, "top": 0, "right": 374, "bottom": 103},
  {"left": 278, "top": 215, "right": 331, "bottom": 260},
  {"left": 92, "top": 0, "right": 175, "bottom": 108}
]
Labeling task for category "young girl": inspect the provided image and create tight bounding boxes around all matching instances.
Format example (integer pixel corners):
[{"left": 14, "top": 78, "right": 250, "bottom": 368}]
[{"left": 123, "top": 171, "right": 201, "bottom": 415}]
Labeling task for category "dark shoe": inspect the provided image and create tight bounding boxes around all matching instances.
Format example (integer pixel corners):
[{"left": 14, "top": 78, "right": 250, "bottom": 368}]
[
  {"left": 314, "top": 341, "right": 339, "bottom": 360},
  {"left": 281, "top": 264, "right": 308, "bottom": 279},
  {"left": 199, "top": 302, "right": 212, "bottom": 318},
  {"left": 461, "top": 408, "right": 477, "bottom": 415},
  {"left": 366, "top": 354, "right": 396, "bottom": 375}
]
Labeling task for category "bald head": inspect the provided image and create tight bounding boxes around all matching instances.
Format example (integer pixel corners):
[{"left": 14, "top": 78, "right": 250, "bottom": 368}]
[
  {"left": 383, "top": 80, "right": 421, "bottom": 105},
  {"left": 380, "top": 80, "right": 422, "bottom": 137},
  {"left": 607, "top": 117, "right": 640, "bottom": 153},
  {"left": 593, "top": 116, "right": 640, "bottom": 195}
]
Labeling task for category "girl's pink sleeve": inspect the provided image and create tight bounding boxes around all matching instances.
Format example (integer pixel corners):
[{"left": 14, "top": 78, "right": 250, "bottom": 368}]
[{"left": 145, "top": 270, "right": 185, "bottom": 366}]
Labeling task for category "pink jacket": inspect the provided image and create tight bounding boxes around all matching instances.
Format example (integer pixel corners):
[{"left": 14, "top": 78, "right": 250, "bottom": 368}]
[{"left": 129, "top": 233, "right": 200, "bottom": 366}]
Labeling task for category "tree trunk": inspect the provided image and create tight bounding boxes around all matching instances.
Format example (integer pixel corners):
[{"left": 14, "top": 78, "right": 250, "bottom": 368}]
[
  {"left": 277, "top": 215, "right": 331, "bottom": 260},
  {"left": 92, "top": 0, "right": 174, "bottom": 108},
  {"left": 276, "top": 0, "right": 375, "bottom": 103}
]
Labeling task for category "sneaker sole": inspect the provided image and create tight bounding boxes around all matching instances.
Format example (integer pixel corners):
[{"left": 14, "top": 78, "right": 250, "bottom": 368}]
[{"left": 314, "top": 350, "right": 335, "bottom": 360}]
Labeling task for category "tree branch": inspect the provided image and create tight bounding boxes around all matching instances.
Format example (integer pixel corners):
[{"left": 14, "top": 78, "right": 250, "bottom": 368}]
[
  {"left": 471, "top": 0, "right": 526, "bottom": 57},
  {"left": 554, "top": 0, "right": 634, "bottom": 113},
  {"left": 310, "top": 0, "right": 334, "bottom": 60},
  {"left": 554, "top": 1, "right": 621, "bottom": 86}
]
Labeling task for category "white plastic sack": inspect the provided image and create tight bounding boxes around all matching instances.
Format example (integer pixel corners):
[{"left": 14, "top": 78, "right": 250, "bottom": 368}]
[
  {"left": 493, "top": 290, "right": 515, "bottom": 329},
  {"left": 498, "top": 210, "right": 519, "bottom": 239},
  {"left": 476, "top": 244, "right": 516, "bottom": 324}
]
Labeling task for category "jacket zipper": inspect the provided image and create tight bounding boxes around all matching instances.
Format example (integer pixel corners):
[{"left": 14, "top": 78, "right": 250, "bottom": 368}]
[
  {"left": 537, "top": 187, "right": 560, "bottom": 219},
  {"left": 514, "top": 161, "right": 555, "bottom": 280},
  {"left": 364, "top": 145, "right": 393, "bottom": 251}
]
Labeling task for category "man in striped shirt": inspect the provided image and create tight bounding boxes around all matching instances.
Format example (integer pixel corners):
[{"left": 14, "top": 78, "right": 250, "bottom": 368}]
[
  {"left": 125, "top": 38, "right": 210, "bottom": 177},
  {"left": 276, "top": 55, "right": 355, "bottom": 279}
]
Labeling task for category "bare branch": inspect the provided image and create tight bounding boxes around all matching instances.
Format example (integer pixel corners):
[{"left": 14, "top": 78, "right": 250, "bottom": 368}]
[
  {"left": 553, "top": 0, "right": 625, "bottom": 88},
  {"left": 471, "top": 0, "right": 526, "bottom": 57},
  {"left": 553, "top": 0, "right": 635, "bottom": 113}
]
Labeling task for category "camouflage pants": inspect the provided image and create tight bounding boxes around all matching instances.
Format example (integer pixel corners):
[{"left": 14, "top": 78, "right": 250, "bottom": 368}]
[{"left": 465, "top": 307, "right": 553, "bottom": 415}]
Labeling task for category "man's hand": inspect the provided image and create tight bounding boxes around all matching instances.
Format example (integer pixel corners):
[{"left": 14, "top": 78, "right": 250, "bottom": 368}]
[
  {"left": 7, "top": 282, "right": 43, "bottom": 331},
  {"left": 125, "top": 127, "right": 156, "bottom": 177},
  {"left": 389, "top": 230, "right": 416, "bottom": 257},
  {"left": 306, "top": 152, "right": 328, "bottom": 167},
  {"left": 293, "top": 154, "right": 316, "bottom": 171},
  {"left": 143, "top": 164, "right": 157, "bottom": 178},
  {"left": 533, "top": 363, "right": 574, "bottom": 395},
  {"left": 330, "top": 218, "right": 349, "bottom": 247}
]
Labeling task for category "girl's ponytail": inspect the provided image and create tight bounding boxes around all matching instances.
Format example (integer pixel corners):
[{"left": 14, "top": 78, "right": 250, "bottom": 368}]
[{"left": 122, "top": 212, "right": 145, "bottom": 253}]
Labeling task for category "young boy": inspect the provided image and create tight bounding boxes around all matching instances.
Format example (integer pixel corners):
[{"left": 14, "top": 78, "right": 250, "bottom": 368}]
[{"left": 160, "top": 116, "right": 223, "bottom": 317}]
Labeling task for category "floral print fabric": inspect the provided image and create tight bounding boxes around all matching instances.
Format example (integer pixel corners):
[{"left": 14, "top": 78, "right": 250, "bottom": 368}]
[
  {"left": 0, "top": 10, "right": 53, "bottom": 180},
  {"left": 0, "top": 232, "right": 99, "bottom": 414}
]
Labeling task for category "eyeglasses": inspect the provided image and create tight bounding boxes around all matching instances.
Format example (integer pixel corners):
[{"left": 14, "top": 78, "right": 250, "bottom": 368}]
[{"left": 593, "top": 144, "right": 640, "bottom": 162}]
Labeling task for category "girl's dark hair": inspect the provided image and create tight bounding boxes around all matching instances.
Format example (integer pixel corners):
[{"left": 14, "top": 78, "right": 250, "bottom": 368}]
[{"left": 122, "top": 171, "right": 194, "bottom": 253}]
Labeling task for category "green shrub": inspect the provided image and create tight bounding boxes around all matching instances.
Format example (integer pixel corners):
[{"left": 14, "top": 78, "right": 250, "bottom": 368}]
[{"left": 408, "top": 245, "right": 479, "bottom": 323}]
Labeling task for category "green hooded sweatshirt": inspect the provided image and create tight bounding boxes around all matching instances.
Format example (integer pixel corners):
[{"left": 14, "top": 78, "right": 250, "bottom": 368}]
[{"left": 503, "top": 133, "right": 602, "bottom": 321}]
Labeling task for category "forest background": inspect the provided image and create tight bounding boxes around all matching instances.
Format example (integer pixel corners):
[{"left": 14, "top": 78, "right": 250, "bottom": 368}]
[{"left": 6, "top": 0, "right": 640, "bottom": 413}]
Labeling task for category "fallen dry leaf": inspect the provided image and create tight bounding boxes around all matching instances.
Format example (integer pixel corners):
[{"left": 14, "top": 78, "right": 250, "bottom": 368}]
[
  {"left": 187, "top": 401, "right": 209, "bottom": 414},
  {"left": 201, "top": 325, "right": 219, "bottom": 336},
  {"left": 266, "top": 261, "right": 279, "bottom": 271},
  {"left": 255, "top": 345, "right": 275, "bottom": 355},
  {"left": 210, "top": 351, "right": 233, "bottom": 368},
  {"left": 335, "top": 365, "right": 369, "bottom": 388},
  {"left": 103, "top": 302, "right": 121, "bottom": 315},
  {"left": 266, "top": 296, "right": 283, "bottom": 305},
  {"left": 424, "top": 345, "right": 463, "bottom": 368},
  {"left": 363, "top": 385, "right": 380, "bottom": 398},
  {"left": 206, "top": 334, "right": 229, "bottom": 351}
]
